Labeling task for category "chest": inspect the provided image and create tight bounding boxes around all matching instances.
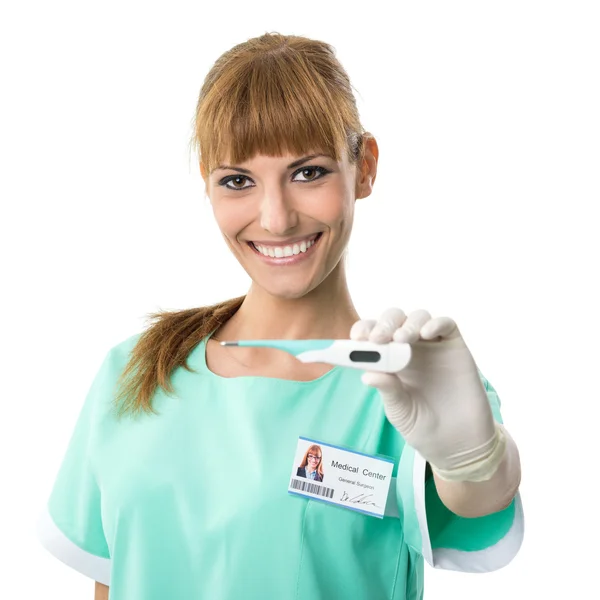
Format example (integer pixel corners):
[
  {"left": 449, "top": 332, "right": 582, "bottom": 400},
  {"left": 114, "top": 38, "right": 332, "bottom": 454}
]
[
  {"left": 205, "top": 338, "right": 334, "bottom": 381},
  {"left": 94, "top": 367, "right": 405, "bottom": 559}
]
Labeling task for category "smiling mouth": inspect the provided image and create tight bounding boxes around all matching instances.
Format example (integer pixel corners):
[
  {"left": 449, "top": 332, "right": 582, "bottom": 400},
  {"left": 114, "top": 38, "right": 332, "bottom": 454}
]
[{"left": 248, "top": 232, "right": 323, "bottom": 258}]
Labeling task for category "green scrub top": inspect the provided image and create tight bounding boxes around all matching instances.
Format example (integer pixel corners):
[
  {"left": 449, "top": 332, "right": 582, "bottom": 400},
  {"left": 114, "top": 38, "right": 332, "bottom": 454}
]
[{"left": 37, "top": 332, "right": 523, "bottom": 599}]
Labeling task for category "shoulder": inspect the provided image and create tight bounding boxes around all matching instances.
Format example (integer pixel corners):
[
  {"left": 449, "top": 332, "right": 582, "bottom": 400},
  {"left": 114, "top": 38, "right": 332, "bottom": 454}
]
[
  {"left": 109, "top": 331, "right": 143, "bottom": 362},
  {"left": 85, "top": 332, "right": 143, "bottom": 415},
  {"left": 96, "top": 332, "right": 143, "bottom": 380}
]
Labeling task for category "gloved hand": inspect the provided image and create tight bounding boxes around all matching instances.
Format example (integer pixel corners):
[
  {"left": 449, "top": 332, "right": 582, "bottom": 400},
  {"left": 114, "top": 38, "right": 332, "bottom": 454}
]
[{"left": 351, "top": 307, "right": 506, "bottom": 482}]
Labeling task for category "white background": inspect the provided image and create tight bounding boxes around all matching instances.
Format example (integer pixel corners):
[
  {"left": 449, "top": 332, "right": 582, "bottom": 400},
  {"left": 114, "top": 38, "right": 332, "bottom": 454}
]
[{"left": 1, "top": 0, "right": 598, "bottom": 598}]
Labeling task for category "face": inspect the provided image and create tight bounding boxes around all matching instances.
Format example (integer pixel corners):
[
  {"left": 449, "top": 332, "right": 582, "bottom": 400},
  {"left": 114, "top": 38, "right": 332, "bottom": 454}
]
[
  {"left": 307, "top": 450, "right": 322, "bottom": 469},
  {"left": 202, "top": 143, "right": 376, "bottom": 300}
]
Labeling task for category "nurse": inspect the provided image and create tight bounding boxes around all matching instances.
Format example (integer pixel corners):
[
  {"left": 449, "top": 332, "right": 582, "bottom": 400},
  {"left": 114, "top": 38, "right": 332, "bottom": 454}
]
[
  {"left": 297, "top": 444, "right": 325, "bottom": 482},
  {"left": 37, "top": 31, "right": 524, "bottom": 600}
]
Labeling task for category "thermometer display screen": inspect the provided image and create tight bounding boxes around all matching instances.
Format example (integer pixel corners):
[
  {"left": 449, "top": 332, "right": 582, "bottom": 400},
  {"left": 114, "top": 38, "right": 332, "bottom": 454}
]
[{"left": 349, "top": 350, "right": 381, "bottom": 363}]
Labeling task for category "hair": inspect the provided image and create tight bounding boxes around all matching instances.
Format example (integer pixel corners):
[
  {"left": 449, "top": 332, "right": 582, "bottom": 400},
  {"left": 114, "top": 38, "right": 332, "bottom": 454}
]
[
  {"left": 298, "top": 444, "right": 325, "bottom": 478},
  {"left": 114, "top": 31, "right": 371, "bottom": 417}
]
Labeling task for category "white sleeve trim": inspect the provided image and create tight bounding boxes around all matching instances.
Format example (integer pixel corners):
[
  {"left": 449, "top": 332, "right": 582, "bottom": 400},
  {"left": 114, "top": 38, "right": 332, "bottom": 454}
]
[
  {"left": 36, "top": 505, "right": 111, "bottom": 585},
  {"left": 413, "top": 451, "right": 524, "bottom": 572}
]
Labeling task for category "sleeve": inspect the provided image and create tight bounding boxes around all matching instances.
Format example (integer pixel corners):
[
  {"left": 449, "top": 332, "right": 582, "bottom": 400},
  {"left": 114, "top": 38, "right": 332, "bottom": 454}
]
[
  {"left": 35, "top": 348, "right": 116, "bottom": 585},
  {"left": 394, "top": 372, "right": 524, "bottom": 572}
]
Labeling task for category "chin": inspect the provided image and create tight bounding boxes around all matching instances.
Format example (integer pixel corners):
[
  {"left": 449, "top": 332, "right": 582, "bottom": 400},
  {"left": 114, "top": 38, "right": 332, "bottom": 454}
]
[
  {"left": 263, "top": 284, "right": 316, "bottom": 300},
  {"left": 251, "top": 275, "right": 321, "bottom": 300}
]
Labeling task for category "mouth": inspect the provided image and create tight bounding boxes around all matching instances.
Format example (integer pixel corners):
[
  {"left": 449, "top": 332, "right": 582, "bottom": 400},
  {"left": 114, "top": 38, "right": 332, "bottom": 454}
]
[{"left": 247, "top": 232, "right": 323, "bottom": 263}]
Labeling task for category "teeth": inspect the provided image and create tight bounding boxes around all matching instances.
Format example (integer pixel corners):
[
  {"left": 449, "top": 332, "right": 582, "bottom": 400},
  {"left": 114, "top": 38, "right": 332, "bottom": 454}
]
[{"left": 254, "top": 236, "right": 318, "bottom": 258}]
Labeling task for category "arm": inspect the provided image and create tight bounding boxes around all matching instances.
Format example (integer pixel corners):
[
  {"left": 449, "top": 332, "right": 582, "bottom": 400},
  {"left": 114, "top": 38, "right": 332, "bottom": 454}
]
[{"left": 95, "top": 582, "right": 109, "bottom": 600}]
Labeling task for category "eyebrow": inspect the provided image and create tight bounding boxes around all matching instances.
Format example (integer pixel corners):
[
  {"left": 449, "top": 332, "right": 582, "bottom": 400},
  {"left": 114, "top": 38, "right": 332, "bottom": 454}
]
[{"left": 213, "top": 154, "right": 332, "bottom": 175}]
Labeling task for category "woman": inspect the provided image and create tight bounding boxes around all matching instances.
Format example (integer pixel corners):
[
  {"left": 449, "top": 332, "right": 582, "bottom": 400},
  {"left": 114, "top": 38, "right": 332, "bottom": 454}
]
[
  {"left": 297, "top": 444, "right": 325, "bottom": 482},
  {"left": 36, "top": 32, "right": 523, "bottom": 600}
]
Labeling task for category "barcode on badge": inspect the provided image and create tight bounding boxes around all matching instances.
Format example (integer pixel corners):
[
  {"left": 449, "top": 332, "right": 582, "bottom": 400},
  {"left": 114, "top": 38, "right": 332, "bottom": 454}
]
[{"left": 290, "top": 478, "right": 334, "bottom": 498}]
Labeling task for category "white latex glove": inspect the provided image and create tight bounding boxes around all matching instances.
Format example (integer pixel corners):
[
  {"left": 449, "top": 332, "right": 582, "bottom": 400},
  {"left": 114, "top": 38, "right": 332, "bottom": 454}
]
[{"left": 351, "top": 307, "right": 506, "bottom": 482}]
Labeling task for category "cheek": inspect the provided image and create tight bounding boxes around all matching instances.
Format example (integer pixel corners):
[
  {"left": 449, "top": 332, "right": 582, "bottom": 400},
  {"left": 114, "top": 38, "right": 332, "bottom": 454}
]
[
  {"left": 325, "top": 203, "right": 355, "bottom": 238},
  {"left": 211, "top": 203, "right": 249, "bottom": 239},
  {"left": 310, "top": 192, "right": 355, "bottom": 228}
]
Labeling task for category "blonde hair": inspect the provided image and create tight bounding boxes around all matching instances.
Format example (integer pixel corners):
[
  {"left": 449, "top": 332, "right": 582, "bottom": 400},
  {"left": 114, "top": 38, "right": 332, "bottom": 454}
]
[{"left": 114, "top": 32, "right": 371, "bottom": 416}]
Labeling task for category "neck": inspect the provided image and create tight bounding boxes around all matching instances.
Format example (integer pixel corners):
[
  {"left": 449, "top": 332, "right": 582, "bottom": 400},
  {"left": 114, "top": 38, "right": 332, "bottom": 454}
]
[{"left": 221, "top": 262, "right": 360, "bottom": 340}]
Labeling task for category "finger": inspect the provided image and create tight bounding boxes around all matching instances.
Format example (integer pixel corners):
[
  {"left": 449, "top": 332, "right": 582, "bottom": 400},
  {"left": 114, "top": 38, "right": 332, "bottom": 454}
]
[
  {"left": 361, "top": 371, "right": 404, "bottom": 394},
  {"left": 392, "top": 309, "right": 431, "bottom": 344},
  {"left": 420, "top": 316, "right": 459, "bottom": 340},
  {"left": 349, "top": 318, "right": 378, "bottom": 341},
  {"left": 369, "top": 307, "right": 407, "bottom": 343}
]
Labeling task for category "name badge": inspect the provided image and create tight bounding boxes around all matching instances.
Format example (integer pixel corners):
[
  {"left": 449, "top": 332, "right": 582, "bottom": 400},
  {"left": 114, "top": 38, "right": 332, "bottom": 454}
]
[{"left": 288, "top": 436, "right": 395, "bottom": 518}]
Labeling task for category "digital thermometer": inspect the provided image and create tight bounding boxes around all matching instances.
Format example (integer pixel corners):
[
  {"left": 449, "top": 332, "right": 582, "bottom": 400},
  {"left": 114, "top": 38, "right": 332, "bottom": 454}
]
[{"left": 220, "top": 339, "right": 411, "bottom": 373}]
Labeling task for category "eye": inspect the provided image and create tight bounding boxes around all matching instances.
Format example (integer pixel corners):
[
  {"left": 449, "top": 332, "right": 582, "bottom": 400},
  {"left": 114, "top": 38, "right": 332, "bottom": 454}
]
[
  {"left": 218, "top": 166, "right": 330, "bottom": 191},
  {"left": 220, "top": 175, "right": 252, "bottom": 191},
  {"left": 292, "top": 166, "right": 329, "bottom": 183}
]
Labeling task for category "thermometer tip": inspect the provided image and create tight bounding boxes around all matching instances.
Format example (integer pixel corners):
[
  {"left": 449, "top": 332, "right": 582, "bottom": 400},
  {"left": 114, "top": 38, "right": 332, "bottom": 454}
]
[{"left": 220, "top": 341, "right": 239, "bottom": 346}]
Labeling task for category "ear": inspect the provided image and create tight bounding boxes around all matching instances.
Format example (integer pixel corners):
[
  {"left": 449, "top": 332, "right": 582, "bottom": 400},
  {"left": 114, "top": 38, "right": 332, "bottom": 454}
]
[{"left": 355, "top": 134, "right": 379, "bottom": 200}]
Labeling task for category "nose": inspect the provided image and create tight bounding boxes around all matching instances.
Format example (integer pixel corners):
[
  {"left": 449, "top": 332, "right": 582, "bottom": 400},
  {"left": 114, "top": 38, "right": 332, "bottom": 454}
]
[{"left": 259, "top": 190, "right": 299, "bottom": 235}]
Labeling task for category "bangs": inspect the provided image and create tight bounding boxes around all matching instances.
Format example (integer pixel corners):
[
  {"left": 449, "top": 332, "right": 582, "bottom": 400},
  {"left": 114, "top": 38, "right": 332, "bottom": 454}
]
[{"left": 195, "top": 53, "right": 357, "bottom": 174}]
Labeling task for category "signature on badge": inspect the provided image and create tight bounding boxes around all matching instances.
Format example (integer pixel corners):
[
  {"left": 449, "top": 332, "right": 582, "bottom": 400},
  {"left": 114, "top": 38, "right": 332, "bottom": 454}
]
[{"left": 339, "top": 491, "right": 380, "bottom": 507}]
